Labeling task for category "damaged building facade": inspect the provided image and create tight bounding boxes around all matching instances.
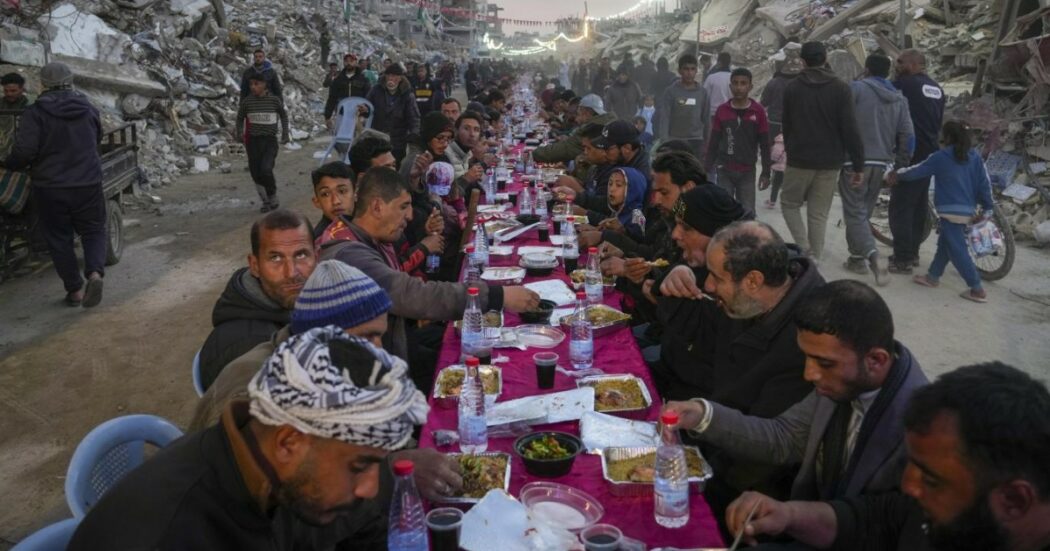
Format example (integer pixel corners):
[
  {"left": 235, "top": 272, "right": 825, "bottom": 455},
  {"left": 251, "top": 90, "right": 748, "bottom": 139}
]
[{"left": 0, "top": 0, "right": 468, "bottom": 189}]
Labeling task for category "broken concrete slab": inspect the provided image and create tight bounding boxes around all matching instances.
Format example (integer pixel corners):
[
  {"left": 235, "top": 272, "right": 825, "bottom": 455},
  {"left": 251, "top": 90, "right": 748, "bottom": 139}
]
[
  {"left": 808, "top": 0, "right": 883, "bottom": 42},
  {"left": 54, "top": 54, "right": 168, "bottom": 98},
  {"left": 0, "top": 27, "right": 46, "bottom": 67},
  {"left": 41, "top": 4, "right": 129, "bottom": 62},
  {"left": 681, "top": 0, "right": 758, "bottom": 46}
]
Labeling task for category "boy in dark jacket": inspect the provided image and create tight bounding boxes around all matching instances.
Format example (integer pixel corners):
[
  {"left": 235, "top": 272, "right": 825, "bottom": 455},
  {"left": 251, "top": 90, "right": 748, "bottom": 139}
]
[{"left": 705, "top": 68, "right": 772, "bottom": 212}]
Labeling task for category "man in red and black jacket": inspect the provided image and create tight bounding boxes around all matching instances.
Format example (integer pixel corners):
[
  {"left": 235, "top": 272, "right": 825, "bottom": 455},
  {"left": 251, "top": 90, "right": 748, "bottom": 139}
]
[{"left": 705, "top": 68, "right": 771, "bottom": 213}]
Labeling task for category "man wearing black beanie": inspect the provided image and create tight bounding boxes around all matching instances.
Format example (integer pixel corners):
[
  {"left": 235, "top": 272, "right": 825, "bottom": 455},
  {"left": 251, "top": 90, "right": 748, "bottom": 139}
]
[{"left": 365, "top": 63, "right": 420, "bottom": 166}]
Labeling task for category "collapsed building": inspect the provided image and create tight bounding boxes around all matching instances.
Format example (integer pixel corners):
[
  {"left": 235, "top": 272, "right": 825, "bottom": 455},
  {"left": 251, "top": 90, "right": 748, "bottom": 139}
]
[{"left": 0, "top": 0, "right": 463, "bottom": 188}]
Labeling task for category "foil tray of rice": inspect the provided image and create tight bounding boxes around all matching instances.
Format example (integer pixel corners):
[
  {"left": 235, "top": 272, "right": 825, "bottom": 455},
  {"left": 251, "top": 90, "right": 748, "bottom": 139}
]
[
  {"left": 600, "top": 446, "right": 713, "bottom": 496},
  {"left": 432, "top": 365, "right": 502, "bottom": 408},
  {"left": 558, "top": 304, "right": 631, "bottom": 337},
  {"left": 576, "top": 375, "right": 652, "bottom": 417},
  {"left": 437, "top": 452, "right": 511, "bottom": 503}
]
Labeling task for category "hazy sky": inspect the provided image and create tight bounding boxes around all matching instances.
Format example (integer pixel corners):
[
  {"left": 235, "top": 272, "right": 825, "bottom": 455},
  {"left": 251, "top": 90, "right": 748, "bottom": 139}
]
[{"left": 499, "top": 0, "right": 659, "bottom": 34}]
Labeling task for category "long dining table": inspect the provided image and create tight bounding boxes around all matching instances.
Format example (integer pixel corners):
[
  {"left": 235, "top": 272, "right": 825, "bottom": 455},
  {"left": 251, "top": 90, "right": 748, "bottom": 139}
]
[{"left": 418, "top": 154, "right": 725, "bottom": 549}]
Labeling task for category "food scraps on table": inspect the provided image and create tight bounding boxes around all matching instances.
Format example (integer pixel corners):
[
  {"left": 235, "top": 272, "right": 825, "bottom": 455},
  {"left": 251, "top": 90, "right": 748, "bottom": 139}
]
[
  {"left": 436, "top": 367, "right": 500, "bottom": 397},
  {"left": 582, "top": 378, "right": 647, "bottom": 411},
  {"left": 606, "top": 448, "right": 705, "bottom": 482},
  {"left": 457, "top": 454, "right": 509, "bottom": 498}
]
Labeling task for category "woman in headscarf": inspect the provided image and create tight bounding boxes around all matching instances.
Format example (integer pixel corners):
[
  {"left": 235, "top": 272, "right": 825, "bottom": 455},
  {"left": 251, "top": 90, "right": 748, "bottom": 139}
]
[{"left": 597, "top": 166, "right": 648, "bottom": 243}]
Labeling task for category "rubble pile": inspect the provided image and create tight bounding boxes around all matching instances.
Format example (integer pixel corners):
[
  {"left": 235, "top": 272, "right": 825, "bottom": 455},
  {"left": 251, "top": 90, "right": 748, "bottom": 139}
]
[
  {"left": 591, "top": 0, "right": 1050, "bottom": 242},
  {"left": 0, "top": 0, "right": 451, "bottom": 187}
]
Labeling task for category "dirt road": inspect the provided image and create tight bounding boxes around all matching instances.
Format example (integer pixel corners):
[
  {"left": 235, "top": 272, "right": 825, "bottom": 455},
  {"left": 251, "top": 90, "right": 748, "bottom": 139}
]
[{"left": 1, "top": 140, "right": 1049, "bottom": 545}]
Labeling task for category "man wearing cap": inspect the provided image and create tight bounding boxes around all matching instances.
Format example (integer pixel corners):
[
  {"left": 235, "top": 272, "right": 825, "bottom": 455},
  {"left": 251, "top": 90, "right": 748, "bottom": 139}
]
[
  {"left": 604, "top": 65, "right": 643, "bottom": 121},
  {"left": 646, "top": 185, "right": 752, "bottom": 399},
  {"left": 532, "top": 93, "right": 616, "bottom": 165},
  {"left": 324, "top": 53, "right": 371, "bottom": 128},
  {"left": 780, "top": 41, "right": 865, "bottom": 261},
  {"left": 3, "top": 62, "right": 106, "bottom": 307},
  {"left": 365, "top": 64, "right": 420, "bottom": 166},
  {"left": 70, "top": 327, "right": 429, "bottom": 549},
  {"left": 656, "top": 54, "right": 712, "bottom": 164},
  {"left": 560, "top": 120, "right": 652, "bottom": 229}
]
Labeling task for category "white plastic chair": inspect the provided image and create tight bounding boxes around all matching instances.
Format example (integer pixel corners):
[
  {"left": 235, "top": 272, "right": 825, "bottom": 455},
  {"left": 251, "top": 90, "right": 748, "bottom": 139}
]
[
  {"left": 319, "top": 97, "right": 374, "bottom": 165},
  {"left": 12, "top": 518, "right": 78, "bottom": 551}
]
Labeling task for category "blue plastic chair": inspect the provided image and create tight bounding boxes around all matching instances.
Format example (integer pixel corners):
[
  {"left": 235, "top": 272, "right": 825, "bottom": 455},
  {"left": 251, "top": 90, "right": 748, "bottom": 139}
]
[
  {"left": 192, "top": 348, "right": 204, "bottom": 397},
  {"left": 12, "top": 518, "right": 79, "bottom": 551},
  {"left": 65, "top": 414, "right": 184, "bottom": 518},
  {"left": 319, "top": 97, "right": 374, "bottom": 165}
]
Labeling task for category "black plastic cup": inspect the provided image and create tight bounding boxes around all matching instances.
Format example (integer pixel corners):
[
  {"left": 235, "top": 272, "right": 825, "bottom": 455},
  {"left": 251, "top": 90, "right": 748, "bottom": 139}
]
[
  {"left": 564, "top": 256, "right": 578, "bottom": 273},
  {"left": 475, "top": 351, "right": 492, "bottom": 365},
  {"left": 552, "top": 218, "right": 563, "bottom": 236},
  {"left": 533, "top": 352, "right": 558, "bottom": 389},
  {"left": 497, "top": 178, "right": 507, "bottom": 192},
  {"left": 537, "top": 226, "right": 550, "bottom": 242},
  {"left": 508, "top": 192, "right": 518, "bottom": 207},
  {"left": 426, "top": 508, "right": 463, "bottom": 551}
]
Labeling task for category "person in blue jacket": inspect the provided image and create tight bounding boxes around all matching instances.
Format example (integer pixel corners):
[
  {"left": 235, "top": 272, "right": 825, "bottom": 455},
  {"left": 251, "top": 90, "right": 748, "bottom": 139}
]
[
  {"left": 598, "top": 166, "right": 648, "bottom": 243},
  {"left": 889, "top": 121, "right": 994, "bottom": 303}
]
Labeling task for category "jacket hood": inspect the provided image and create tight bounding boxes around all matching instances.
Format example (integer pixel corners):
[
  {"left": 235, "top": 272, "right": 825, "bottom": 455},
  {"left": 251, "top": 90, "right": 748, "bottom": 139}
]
[
  {"left": 34, "top": 90, "right": 95, "bottom": 120},
  {"left": 251, "top": 60, "right": 274, "bottom": 73},
  {"left": 610, "top": 166, "right": 647, "bottom": 224},
  {"left": 211, "top": 267, "right": 289, "bottom": 327},
  {"left": 797, "top": 67, "right": 838, "bottom": 87},
  {"left": 387, "top": 76, "right": 412, "bottom": 95},
  {"left": 860, "top": 77, "right": 905, "bottom": 104}
]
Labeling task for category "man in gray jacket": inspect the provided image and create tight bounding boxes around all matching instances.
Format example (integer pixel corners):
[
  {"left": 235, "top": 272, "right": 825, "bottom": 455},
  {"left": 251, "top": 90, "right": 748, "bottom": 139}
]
[
  {"left": 322, "top": 167, "right": 539, "bottom": 387},
  {"left": 840, "top": 54, "right": 913, "bottom": 286},
  {"left": 656, "top": 54, "right": 711, "bottom": 164},
  {"left": 665, "top": 280, "right": 928, "bottom": 507}
]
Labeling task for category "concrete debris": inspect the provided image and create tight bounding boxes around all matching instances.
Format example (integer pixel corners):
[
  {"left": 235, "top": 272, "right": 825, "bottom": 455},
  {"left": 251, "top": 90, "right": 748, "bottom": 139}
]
[{"left": 1, "top": 0, "right": 462, "bottom": 187}]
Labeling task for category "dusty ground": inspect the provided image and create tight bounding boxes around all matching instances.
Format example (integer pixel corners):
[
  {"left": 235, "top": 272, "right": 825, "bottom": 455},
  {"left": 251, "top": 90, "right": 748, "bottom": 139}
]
[{"left": 1, "top": 139, "right": 1049, "bottom": 545}]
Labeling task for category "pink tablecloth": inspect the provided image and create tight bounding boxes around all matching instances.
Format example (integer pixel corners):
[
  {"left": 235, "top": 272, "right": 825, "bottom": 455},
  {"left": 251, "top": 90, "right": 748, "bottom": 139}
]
[{"left": 418, "top": 173, "right": 724, "bottom": 548}]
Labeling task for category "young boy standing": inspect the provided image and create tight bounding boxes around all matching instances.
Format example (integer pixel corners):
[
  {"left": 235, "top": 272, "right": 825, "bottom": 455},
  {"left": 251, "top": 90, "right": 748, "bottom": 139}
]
[
  {"left": 236, "top": 75, "right": 289, "bottom": 212},
  {"left": 704, "top": 68, "right": 772, "bottom": 212}
]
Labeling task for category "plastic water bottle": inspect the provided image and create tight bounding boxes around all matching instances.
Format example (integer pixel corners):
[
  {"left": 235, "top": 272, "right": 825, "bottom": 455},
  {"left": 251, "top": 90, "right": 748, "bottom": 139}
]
[
  {"left": 585, "top": 246, "right": 603, "bottom": 305},
  {"left": 458, "top": 356, "right": 489, "bottom": 453},
  {"left": 388, "top": 460, "right": 428, "bottom": 551},
  {"left": 520, "top": 183, "right": 534, "bottom": 216},
  {"left": 569, "top": 291, "right": 593, "bottom": 370},
  {"left": 533, "top": 183, "right": 548, "bottom": 223},
  {"left": 482, "top": 169, "right": 494, "bottom": 204},
  {"left": 563, "top": 216, "right": 580, "bottom": 266},
  {"left": 464, "top": 245, "right": 480, "bottom": 284},
  {"left": 461, "top": 287, "right": 490, "bottom": 361},
  {"left": 654, "top": 412, "right": 690, "bottom": 528},
  {"left": 473, "top": 220, "right": 489, "bottom": 268}
]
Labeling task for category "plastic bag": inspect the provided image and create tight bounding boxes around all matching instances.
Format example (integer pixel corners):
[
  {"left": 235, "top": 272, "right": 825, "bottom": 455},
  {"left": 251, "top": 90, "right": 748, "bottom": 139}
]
[{"left": 969, "top": 217, "right": 1004, "bottom": 257}]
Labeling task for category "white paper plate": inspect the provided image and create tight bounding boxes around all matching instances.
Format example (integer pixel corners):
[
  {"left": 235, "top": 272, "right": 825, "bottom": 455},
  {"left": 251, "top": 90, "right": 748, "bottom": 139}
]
[{"left": 487, "top": 388, "right": 595, "bottom": 426}]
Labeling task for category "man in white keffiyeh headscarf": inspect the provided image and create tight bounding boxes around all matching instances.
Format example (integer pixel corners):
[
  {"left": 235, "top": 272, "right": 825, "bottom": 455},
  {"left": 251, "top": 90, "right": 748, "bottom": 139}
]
[
  {"left": 249, "top": 326, "right": 429, "bottom": 450},
  {"left": 238, "top": 326, "right": 431, "bottom": 527}
]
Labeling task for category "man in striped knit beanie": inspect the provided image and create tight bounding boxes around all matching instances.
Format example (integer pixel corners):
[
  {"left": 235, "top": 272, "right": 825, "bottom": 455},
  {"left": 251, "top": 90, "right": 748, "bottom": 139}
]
[{"left": 237, "top": 74, "right": 290, "bottom": 213}]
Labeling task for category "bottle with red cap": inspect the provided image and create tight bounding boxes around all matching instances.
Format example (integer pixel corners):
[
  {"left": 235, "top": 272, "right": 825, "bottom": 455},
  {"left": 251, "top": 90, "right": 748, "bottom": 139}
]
[
  {"left": 654, "top": 411, "right": 690, "bottom": 528},
  {"left": 460, "top": 287, "right": 490, "bottom": 364},
  {"left": 388, "top": 460, "right": 428, "bottom": 551},
  {"left": 464, "top": 244, "right": 480, "bottom": 284},
  {"left": 457, "top": 355, "right": 488, "bottom": 454}
]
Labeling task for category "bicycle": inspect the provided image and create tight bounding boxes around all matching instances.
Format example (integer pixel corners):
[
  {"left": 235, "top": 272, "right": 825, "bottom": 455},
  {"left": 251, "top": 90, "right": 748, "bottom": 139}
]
[{"left": 868, "top": 187, "right": 1015, "bottom": 281}]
